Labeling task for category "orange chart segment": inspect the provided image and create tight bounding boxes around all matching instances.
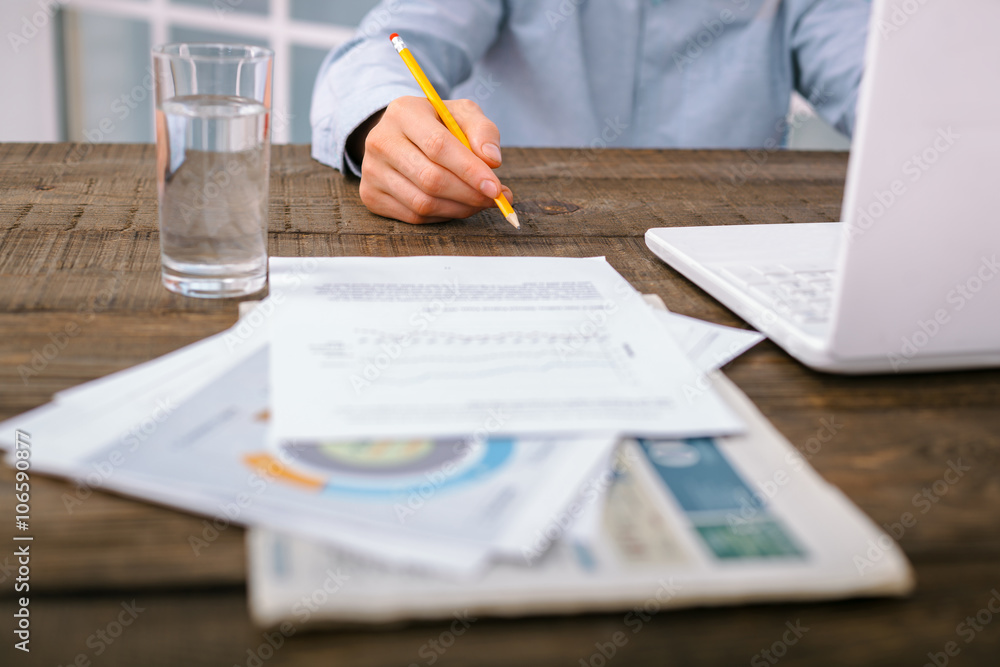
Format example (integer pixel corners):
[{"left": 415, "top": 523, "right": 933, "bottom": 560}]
[{"left": 244, "top": 453, "right": 324, "bottom": 490}]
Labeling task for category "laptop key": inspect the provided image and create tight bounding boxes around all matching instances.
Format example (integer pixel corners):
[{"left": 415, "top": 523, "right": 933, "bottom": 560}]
[{"left": 726, "top": 267, "right": 835, "bottom": 323}]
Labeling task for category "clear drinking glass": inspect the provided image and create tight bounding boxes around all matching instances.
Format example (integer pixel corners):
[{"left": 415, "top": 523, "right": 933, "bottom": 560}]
[{"left": 151, "top": 43, "right": 273, "bottom": 298}]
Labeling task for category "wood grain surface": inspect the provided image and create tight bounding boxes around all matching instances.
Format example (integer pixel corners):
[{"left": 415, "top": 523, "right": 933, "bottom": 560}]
[{"left": 1, "top": 143, "right": 998, "bottom": 666}]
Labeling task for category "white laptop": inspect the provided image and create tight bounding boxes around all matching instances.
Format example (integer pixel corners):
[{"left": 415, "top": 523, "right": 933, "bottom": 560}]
[{"left": 646, "top": 0, "right": 1000, "bottom": 374}]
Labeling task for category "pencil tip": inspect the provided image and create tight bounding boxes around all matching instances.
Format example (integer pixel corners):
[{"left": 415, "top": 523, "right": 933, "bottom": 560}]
[{"left": 507, "top": 211, "right": 521, "bottom": 230}]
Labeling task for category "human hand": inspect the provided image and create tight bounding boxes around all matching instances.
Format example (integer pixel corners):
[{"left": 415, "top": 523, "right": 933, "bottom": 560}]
[{"left": 354, "top": 96, "right": 513, "bottom": 224}]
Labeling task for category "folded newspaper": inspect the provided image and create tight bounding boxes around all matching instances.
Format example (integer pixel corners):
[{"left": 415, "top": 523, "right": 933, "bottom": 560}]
[{"left": 247, "top": 371, "right": 913, "bottom": 627}]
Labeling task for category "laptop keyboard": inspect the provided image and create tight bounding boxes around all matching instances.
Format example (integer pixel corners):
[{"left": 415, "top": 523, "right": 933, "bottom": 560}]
[{"left": 716, "top": 262, "right": 836, "bottom": 325}]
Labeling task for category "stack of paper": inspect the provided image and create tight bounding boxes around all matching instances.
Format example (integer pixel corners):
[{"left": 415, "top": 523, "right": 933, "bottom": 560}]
[
  {"left": 0, "top": 256, "right": 912, "bottom": 622},
  {"left": 248, "top": 378, "right": 914, "bottom": 626}
]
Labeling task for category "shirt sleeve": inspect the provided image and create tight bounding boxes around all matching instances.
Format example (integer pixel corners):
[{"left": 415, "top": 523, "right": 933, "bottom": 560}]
[
  {"left": 788, "top": 0, "right": 871, "bottom": 138},
  {"left": 310, "top": 0, "right": 506, "bottom": 175}
]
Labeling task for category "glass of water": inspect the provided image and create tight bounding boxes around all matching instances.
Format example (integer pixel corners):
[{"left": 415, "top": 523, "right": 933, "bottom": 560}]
[{"left": 151, "top": 43, "right": 273, "bottom": 298}]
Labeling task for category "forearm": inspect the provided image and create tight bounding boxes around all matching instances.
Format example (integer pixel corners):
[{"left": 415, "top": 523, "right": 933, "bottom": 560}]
[{"left": 310, "top": 0, "right": 505, "bottom": 175}]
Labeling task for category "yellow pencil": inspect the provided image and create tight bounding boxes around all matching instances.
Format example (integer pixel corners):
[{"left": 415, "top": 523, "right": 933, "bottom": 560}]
[{"left": 390, "top": 33, "right": 520, "bottom": 229}]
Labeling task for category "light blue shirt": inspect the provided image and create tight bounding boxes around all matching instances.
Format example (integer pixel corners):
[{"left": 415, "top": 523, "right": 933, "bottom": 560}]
[{"left": 311, "top": 0, "right": 870, "bottom": 175}]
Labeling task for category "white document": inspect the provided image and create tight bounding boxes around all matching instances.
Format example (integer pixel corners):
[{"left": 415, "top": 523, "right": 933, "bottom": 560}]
[
  {"left": 52, "top": 299, "right": 276, "bottom": 407},
  {"left": 0, "top": 307, "right": 271, "bottom": 474},
  {"left": 654, "top": 310, "right": 764, "bottom": 373},
  {"left": 247, "top": 374, "right": 914, "bottom": 627},
  {"left": 268, "top": 256, "right": 743, "bottom": 447}
]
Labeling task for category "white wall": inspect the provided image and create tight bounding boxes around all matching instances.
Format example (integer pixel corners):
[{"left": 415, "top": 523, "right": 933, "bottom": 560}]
[{"left": 0, "top": 0, "right": 61, "bottom": 141}]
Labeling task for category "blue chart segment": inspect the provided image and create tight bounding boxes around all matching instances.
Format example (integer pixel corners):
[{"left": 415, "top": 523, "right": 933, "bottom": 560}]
[
  {"left": 275, "top": 439, "right": 515, "bottom": 498},
  {"left": 638, "top": 438, "right": 806, "bottom": 560}
]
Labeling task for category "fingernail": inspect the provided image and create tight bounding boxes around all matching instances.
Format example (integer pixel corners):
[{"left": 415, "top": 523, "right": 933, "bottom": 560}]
[
  {"left": 483, "top": 143, "right": 502, "bottom": 164},
  {"left": 480, "top": 179, "right": 500, "bottom": 198}
]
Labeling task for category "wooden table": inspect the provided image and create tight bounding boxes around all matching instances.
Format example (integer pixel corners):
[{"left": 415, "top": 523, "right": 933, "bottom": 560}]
[{"left": 2, "top": 143, "right": 999, "bottom": 666}]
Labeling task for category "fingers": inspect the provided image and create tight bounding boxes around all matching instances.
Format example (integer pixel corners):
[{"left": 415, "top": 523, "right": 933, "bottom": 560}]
[
  {"left": 360, "top": 169, "right": 515, "bottom": 225},
  {"left": 363, "top": 136, "right": 495, "bottom": 219},
  {"left": 361, "top": 188, "right": 445, "bottom": 224},
  {"left": 382, "top": 166, "right": 488, "bottom": 222},
  {"left": 397, "top": 103, "right": 502, "bottom": 201},
  {"left": 394, "top": 135, "right": 497, "bottom": 208},
  {"left": 360, "top": 162, "right": 489, "bottom": 224},
  {"left": 446, "top": 99, "right": 503, "bottom": 168},
  {"left": 359, "top": 95, "right": 509, "bottom": 224}
]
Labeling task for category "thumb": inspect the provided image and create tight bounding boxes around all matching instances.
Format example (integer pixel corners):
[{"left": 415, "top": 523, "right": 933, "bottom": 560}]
[{"left": 446, "top": 99, "right": 503, "bottom": 168}]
